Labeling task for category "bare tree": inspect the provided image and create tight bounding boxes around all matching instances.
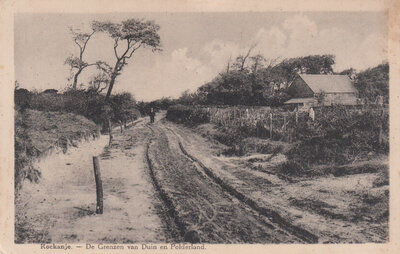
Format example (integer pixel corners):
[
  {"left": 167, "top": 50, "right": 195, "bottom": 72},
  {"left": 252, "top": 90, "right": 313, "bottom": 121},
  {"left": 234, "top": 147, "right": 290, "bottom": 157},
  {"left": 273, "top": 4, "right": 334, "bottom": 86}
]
[
  {"left": 92, "top": 19, "right": 162, "bottom": 102},
  {"left": 65, "top": 27, "right": 106, "bottom": 89},
  {"left": 233, "top": 44, "right": 256, "bottom": 72}
]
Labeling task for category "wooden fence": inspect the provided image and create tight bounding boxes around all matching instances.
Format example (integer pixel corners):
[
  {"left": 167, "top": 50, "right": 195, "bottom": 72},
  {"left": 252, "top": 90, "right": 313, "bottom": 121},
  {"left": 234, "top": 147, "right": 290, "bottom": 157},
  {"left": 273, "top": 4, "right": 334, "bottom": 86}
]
[{"left": 203, "top": 105, "right": 388, "bottom": 143}]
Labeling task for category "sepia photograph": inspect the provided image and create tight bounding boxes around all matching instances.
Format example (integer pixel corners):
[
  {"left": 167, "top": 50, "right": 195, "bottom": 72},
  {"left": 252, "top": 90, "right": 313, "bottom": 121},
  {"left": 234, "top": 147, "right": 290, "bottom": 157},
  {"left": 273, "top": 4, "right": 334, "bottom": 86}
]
[{"left": 1, "top": 0, "right": 398, "bottom": 252}]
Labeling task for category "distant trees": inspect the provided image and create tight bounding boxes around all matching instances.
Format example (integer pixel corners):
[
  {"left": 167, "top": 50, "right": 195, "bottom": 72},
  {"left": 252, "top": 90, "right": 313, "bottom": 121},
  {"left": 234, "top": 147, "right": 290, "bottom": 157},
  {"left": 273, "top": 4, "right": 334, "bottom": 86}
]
[
  {"left": 182, "top": 52, "right": 388, "bottom": 107},
  {"left": 92, "top": 19, "right": 162, "bottom": 102},
  {"left": 110, "top": 92, "right": 137, "bottom": 125},
  {"left": 354, "top": 63, "right": 389, "bottom": 103},
  {"left": 178, "top": 90, "right": 197, "bottom": 105},
  {"left": 182, "top": 54, "right": 336, "bottom": 106},
  {"left": 249, "top": 54, "right": 267, "bottom": 73}
]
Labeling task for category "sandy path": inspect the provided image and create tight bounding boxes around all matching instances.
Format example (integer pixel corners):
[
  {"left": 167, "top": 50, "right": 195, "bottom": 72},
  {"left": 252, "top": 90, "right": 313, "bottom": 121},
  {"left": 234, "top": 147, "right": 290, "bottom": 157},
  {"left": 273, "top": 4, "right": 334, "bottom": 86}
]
[
  {"left": 146, "top": 119, "right": 304, "bottom": 243},
  {"left": 16, "top": 119, "right": 166, "bottom": 243},
  {"left": 160, "top": 118, "right": 388, "bottom": 243},
  {"left": 16, "top": 112, "right": 387, "bottom": 243}
]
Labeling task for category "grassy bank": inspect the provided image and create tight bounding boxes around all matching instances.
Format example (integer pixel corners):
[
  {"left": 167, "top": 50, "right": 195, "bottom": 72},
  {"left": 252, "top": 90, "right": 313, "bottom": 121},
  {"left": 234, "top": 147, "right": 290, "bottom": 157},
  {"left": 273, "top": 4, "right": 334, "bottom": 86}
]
[{"left": 15, "top": 109, "right": 100, "bottom": 190}]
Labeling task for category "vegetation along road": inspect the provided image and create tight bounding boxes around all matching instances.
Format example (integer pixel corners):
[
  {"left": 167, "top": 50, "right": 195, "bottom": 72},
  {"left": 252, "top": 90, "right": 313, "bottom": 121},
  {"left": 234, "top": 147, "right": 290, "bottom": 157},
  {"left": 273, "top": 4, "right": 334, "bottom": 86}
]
[
  {"left": 17, "top": 112, "right": 319, "bottom": 243},
  {"left": 14, "top": 16, "right": 389, "bottom": 245},
  {"left": 16, "top": 109, "right": 388, "bottom": 244}
]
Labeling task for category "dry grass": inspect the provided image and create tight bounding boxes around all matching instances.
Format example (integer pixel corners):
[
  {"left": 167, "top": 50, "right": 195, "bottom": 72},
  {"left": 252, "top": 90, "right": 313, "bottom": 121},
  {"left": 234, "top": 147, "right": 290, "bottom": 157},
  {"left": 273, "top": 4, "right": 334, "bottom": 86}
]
[{"left": 15, "top": 109, "right": 100, "bottom": 189}]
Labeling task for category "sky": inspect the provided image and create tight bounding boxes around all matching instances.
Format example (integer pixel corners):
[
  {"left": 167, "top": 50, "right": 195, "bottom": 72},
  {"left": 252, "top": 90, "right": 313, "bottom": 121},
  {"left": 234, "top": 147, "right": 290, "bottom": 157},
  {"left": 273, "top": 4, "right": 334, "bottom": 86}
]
[{"left": 15, "top": 12, "right": 387, "bottom": 101}]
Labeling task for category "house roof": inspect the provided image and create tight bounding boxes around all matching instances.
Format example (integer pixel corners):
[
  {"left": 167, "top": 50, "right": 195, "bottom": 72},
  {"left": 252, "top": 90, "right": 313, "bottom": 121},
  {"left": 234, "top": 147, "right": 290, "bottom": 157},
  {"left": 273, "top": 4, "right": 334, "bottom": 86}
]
[
  {"left": 284, "top": 97, "right": 317, "bottom": 104},
  {"left": 298, "top": 74, "right": 356, "bottom": 94}
]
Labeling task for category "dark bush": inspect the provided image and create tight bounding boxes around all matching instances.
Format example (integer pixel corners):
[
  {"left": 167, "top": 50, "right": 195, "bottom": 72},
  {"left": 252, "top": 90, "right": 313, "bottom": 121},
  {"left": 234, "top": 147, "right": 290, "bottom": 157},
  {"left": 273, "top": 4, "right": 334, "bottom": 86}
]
[
  {"left": 15, "top": 88, "right": 32, "bottom": 111},
  {"left": 14, "top": 88, "right": 140, "bottom": 127},
  {"left": 285, "top": 105, "right": 389, "bottom": 171},
  {"left": 166, "top": 104, "right": 210, "bottom": 125}
]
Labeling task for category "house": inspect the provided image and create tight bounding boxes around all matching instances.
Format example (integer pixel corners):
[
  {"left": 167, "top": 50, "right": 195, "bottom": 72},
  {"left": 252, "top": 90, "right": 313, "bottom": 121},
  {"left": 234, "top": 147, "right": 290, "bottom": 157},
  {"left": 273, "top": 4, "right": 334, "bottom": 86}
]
[{"left": 284, "top": 74, "right": 358, "bottom": 109}]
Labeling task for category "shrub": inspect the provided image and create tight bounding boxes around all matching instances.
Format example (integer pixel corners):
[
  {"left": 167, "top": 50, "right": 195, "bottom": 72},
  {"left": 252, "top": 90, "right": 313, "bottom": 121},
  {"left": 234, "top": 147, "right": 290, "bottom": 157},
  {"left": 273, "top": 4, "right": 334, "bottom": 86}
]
[
  {"left": 14, "top": 88, "right": 140, "bottom": 127},
  {"left": 285, "top": 106, "right": 388, "bottom": 171},
  {"left": 166, "top": 104, "right": 210, "bottom": 125}
]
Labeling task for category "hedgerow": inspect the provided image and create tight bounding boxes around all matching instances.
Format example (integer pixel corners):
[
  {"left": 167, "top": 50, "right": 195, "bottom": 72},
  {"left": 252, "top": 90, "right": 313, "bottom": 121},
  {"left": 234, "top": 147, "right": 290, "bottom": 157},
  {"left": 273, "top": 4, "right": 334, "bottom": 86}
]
[{"left": 167, "top": 104, "right": 388, "bottom": 168}]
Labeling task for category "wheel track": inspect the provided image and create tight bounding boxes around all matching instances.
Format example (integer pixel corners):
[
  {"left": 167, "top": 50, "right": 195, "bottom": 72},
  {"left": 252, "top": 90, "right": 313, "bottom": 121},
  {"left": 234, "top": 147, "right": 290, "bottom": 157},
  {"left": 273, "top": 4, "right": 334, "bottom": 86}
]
[
  {"left": 144, "top": 124, "right": 187, "bottom": 242},
  {"left": 162, "top": 124, "right": 319, "bottom": 244}
]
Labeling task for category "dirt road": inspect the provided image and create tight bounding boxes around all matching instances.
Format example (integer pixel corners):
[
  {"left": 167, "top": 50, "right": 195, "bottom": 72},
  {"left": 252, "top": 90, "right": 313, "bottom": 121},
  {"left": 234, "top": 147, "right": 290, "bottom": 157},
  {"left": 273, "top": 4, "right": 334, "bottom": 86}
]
[{"left": 17, "top": 112, "right": 386, "bottom": 243}]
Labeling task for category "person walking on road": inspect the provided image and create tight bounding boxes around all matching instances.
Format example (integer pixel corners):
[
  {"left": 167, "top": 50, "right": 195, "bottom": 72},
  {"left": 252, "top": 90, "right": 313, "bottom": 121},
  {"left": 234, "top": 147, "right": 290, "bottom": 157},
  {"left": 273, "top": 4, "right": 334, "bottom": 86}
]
[{"left": 150, "top": 107, "right": 155, "bottom": 123}]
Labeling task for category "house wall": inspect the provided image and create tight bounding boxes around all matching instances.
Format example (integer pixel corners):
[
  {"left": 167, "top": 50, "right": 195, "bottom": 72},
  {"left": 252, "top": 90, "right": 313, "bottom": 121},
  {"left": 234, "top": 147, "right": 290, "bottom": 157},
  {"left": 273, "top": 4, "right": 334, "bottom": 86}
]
[
  {"left": 288, "top": 77, "right": 314, "bottom": 98},
  {"left": 322, "top": 93, "right": 358, "bottom": 106}
]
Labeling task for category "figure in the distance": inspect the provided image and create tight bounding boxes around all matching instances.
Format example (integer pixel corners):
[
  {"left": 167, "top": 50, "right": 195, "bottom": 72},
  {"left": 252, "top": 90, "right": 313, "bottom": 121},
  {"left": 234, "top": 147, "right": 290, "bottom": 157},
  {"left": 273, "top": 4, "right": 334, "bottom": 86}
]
[{"left": 150, "top": 107, "right": 155, "bottom": 123}]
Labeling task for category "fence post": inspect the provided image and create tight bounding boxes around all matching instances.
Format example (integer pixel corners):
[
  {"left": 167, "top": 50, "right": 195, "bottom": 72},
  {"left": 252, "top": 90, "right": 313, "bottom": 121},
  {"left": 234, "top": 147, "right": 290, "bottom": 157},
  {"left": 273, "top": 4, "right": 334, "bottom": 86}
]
[
  {"left": 239, "top": 110, "right": 242, "bottom": 127},
  {"left": 92, "top": 156, "right": 103, "bottom": 214},
  {"left": 269, "top": 113, "right": 273, "bottom": 140},
  {"left": 108, "top": 119, "right": 113, "bottom": 146},
  {"left": 378, "top": 107, "right": 384, "bottom": 145},
  {"left": 283, "top": 114, "right": 287, "bottom": 141}
]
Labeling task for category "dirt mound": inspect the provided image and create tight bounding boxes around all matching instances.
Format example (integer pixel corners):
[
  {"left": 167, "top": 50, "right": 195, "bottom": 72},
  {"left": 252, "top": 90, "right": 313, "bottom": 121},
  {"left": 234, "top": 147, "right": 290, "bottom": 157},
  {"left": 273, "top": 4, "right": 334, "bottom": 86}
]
[{"left": 15, "top": 109, "right": 100, "bottom": 189}]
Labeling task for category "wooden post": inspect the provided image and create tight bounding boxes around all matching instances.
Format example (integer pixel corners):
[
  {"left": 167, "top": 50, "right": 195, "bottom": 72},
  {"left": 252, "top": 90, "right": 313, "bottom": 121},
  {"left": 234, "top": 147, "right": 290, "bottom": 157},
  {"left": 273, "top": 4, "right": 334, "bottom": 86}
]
[
  {"left": 269, "top": 113, "right": 273, "bottom": 139},
  {"left": 295, "top": 111, "right": 299, "bottom": 141},
  {"left": 92, "top": 156, "right": 103, "bottom": 214},
  {"left": 108, "top": 119, "right": 113, "bottom": 146},
  {"left": 283, "top": 114, "right": 287, "bottom": 141},
  {"left": 239, "top": 110, "right": 242, "bottom": 127}
]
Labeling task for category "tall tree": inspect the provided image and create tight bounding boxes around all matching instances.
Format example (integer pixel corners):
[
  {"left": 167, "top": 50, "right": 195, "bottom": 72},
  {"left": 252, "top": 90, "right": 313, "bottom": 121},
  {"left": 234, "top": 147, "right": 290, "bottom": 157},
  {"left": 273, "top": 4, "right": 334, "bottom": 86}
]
[
  {"left": 232, "top": 45, "right": 255, "bottom": 72},
  {"left": 65, "top": 27, "right": 107, "bottom": 89},
  {"left": 92, "top": 19, "right": 161, "bottom": 102},
  {"left": 249, "top": 54, "right": 266, "bottom": 73}
]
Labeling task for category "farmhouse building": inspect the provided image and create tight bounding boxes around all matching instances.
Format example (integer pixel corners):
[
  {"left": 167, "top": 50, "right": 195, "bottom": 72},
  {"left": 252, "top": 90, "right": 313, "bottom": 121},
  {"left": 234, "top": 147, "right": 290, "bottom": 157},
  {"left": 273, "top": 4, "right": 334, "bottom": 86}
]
[{"left": 284, "top": 74, "right": 358, "bottom": 108}]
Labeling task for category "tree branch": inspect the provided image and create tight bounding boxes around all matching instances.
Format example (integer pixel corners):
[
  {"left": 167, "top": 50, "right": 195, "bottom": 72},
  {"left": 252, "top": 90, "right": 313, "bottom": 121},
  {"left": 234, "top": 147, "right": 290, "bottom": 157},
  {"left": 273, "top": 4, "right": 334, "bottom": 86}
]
[
  {"left": 120, "top": 40, "right": 133, "bottom": 59},
  {"left": 81, "top": 31, "right": 96, "bottom": 56},
  {"left": 241, "top": 44, "right": 255, "bottom": 71},
  {"left": 113, "top": 38, "right": 120, "bottom": 59},
  {"left": 86, "top": 63, "right": 99, "bottom": 67},
  {"left": 74, "top": 39, "right": 83, "bottom": 52},
  {"left": 98, "top": 83, "right": 108, "bottom": 93},
  {"left": 126, "top": 42, "right": 143, "bottom": 59}
]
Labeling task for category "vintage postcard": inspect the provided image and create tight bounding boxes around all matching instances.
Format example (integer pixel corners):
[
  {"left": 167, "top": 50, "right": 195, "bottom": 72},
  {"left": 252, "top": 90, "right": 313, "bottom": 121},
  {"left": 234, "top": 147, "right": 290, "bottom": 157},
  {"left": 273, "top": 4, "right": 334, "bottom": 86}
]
[{"left": 1, "top": 0, "right": 399, "bottom": 253}]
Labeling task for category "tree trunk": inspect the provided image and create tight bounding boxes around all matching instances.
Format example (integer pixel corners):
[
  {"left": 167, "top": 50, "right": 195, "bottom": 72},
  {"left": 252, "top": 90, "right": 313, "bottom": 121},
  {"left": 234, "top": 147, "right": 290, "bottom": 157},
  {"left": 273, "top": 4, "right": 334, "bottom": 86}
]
[
  {"left": 105, "top": 62, "right": 121, "bottom": 102},
  {"left": 105, "top": 74, "right": 117, "bottom": 102},
  {"left": 72, "top": 68, "right": 83, "bottom": 90}
]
